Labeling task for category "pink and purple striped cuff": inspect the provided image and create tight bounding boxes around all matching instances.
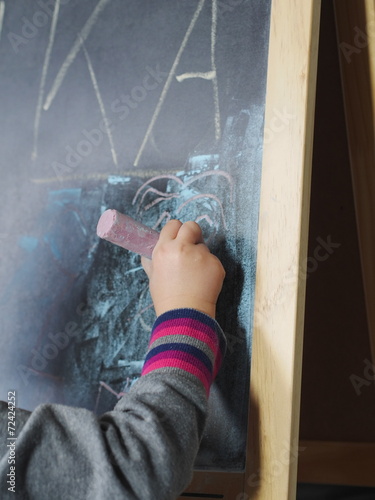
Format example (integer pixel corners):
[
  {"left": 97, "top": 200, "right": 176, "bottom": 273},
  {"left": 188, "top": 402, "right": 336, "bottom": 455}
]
[{"left": 142, "top": 309, "right": 226, "bottom": 396}]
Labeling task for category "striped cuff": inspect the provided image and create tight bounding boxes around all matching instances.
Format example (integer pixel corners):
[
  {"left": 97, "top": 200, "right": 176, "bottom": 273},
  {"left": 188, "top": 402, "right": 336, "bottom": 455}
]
[{"left": 141, "top": 309, "right": 226, "bottom": 397}]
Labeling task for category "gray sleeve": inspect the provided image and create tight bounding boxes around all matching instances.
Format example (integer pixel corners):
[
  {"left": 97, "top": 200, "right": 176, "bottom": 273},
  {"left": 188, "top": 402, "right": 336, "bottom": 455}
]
[{"left": 0, "top": 372, "right": 207, "bottom": 500}]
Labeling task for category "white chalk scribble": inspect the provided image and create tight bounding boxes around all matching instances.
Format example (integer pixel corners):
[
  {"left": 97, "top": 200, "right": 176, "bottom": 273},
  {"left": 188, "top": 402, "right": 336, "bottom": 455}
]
[
  {"left": 83, "top": 44, "right": 118, "bottom": 168},
  {"left": 133, "top": 0, "right": 206, "bottom": 167},
  {"left": 43, "top": 0, "right": 111, "bottom": 111},
  {"left": 32, "top": 0, "right": 61, "bottom": 160}
]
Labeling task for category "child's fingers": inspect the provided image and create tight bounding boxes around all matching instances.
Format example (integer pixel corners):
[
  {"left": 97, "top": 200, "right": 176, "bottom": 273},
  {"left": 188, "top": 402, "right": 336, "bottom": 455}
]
[
  {"left": 158, "top": 219, "right": 182, "bottom": 242},
  {"left": 141, "top": 255, "right": 152, "bottom": 277},
  {"left": 177, "top": 221, "right": 204, "bottom": 245}
]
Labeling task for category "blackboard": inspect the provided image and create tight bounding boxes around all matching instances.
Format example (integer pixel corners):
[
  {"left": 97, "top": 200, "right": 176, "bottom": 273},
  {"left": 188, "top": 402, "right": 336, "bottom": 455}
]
[{"left": 0, "top": 0, "right": 271, "bottom": 471}]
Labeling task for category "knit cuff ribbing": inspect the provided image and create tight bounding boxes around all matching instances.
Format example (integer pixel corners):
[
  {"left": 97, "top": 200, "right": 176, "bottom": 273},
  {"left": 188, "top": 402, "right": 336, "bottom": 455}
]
[{"left": 141, "top": 308, "right": 226, "bottom": 396}]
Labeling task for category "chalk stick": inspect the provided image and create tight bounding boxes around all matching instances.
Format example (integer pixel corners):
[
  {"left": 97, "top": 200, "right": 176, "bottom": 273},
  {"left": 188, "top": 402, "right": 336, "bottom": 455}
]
[{"left": 96, "top": 209, "right": 159, "bottom": 259}]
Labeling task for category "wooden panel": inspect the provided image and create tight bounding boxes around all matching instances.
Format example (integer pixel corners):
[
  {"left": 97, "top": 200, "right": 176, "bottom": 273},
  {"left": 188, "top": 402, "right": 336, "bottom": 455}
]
[
  {"left": 298, "top": 440, "right": 375, "bottom": 487},
  {"left": 179, "top": 471, "right": 244, "bottom": 499},
  {"left": 245, "top": 1, "right": 321, "bottom": 499},
  {"left": 335, "top": 0, "right": 375, "bottom": 367}
]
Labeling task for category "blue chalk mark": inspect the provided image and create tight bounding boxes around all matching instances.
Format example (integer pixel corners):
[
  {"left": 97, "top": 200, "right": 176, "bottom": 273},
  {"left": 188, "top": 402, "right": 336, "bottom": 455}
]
[
  {"left": 96, "top": 299, "right": 112, "bottom": 318},
  {"left": 188, "top": 154, "right": 219, "bottom": 171},
  {"left": 124, "top": 266, "right": 143, "bottom": 275},
  {"left": 43, "top": 234, "right": 62, "bottom": 260},
  {"left": 108, "top": 176, "right": 131, "bottom": 185},
  {"left": 18, "top": 236, "right": 38, "bottom": 253},
  {"left": 71, "top": 211, "right": 87, "bottom": 236},
  {"left": 48, "top": 188, "right": 82, "bottom": 207}
]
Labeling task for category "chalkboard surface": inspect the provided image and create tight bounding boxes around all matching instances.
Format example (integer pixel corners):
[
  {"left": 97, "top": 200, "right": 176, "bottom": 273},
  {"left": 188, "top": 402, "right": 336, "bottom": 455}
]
[{"left": 0, "top": 0, "right": 271, "bottom": 470}]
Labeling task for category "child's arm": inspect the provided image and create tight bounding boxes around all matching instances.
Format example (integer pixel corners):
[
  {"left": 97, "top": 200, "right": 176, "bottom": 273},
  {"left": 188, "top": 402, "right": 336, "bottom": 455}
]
[{"left": 0, "top": 221, "right": 226, "bottom": 500}]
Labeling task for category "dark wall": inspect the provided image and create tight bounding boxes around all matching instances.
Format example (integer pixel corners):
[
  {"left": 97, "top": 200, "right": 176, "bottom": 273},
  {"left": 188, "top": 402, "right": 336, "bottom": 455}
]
[{"left": 300, "top": 0, "right": 375, "bottom": 444}]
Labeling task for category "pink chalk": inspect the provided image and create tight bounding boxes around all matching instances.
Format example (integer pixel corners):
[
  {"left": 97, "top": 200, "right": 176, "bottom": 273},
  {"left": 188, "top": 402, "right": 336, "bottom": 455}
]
[{"left": 96, "top": 209, "right": 159, "bottom": 259}]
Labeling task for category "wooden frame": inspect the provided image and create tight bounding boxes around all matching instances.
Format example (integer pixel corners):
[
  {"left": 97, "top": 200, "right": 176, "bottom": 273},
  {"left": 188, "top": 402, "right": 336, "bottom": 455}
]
[
  {"left": 245, "top": 1, "right": 321, "bottom": 498},
  {"left": 181, "top": 0, "right": 321, "bottom": 498}
]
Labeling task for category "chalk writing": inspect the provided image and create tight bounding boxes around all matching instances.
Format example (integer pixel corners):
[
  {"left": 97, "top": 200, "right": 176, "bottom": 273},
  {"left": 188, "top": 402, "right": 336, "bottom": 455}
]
[
  {"left": 176, "top": 71, "right": 216, "bottom": 82},
  {"left": 43, "top": 0, "right": 111, "bottom": 111},
  {"left": 82, "top": 43, "right": 118, "bottom": 167},
  {"left": 32, "top": 0, "right": 60, "bottom": 160},
  {"left": 133, "top": 0, "right": 206, "bottom": 166},
  {"left": 0, "top": 1, "right": 5, "bottom": 43},
  {"left": 133, "top": 169, "right": 233, "bottom": 232}
]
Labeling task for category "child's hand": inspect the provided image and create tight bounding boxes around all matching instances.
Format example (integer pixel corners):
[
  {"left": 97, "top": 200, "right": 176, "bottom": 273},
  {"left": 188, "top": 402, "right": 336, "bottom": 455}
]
[{"left": 141, "top": 220, "right": 225, "bottom": 318}]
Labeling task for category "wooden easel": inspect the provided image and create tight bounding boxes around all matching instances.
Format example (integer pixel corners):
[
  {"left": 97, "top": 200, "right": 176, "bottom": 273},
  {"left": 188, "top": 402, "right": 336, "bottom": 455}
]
[
  {"left": 182, "top": 0, "right": 375, "bottom": 497},
  {"left": 180, "top": 1, "right": 322, "bottom": 498},
  {"left": 2, "top": 0, "right": 373, "bottom": 498}
]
